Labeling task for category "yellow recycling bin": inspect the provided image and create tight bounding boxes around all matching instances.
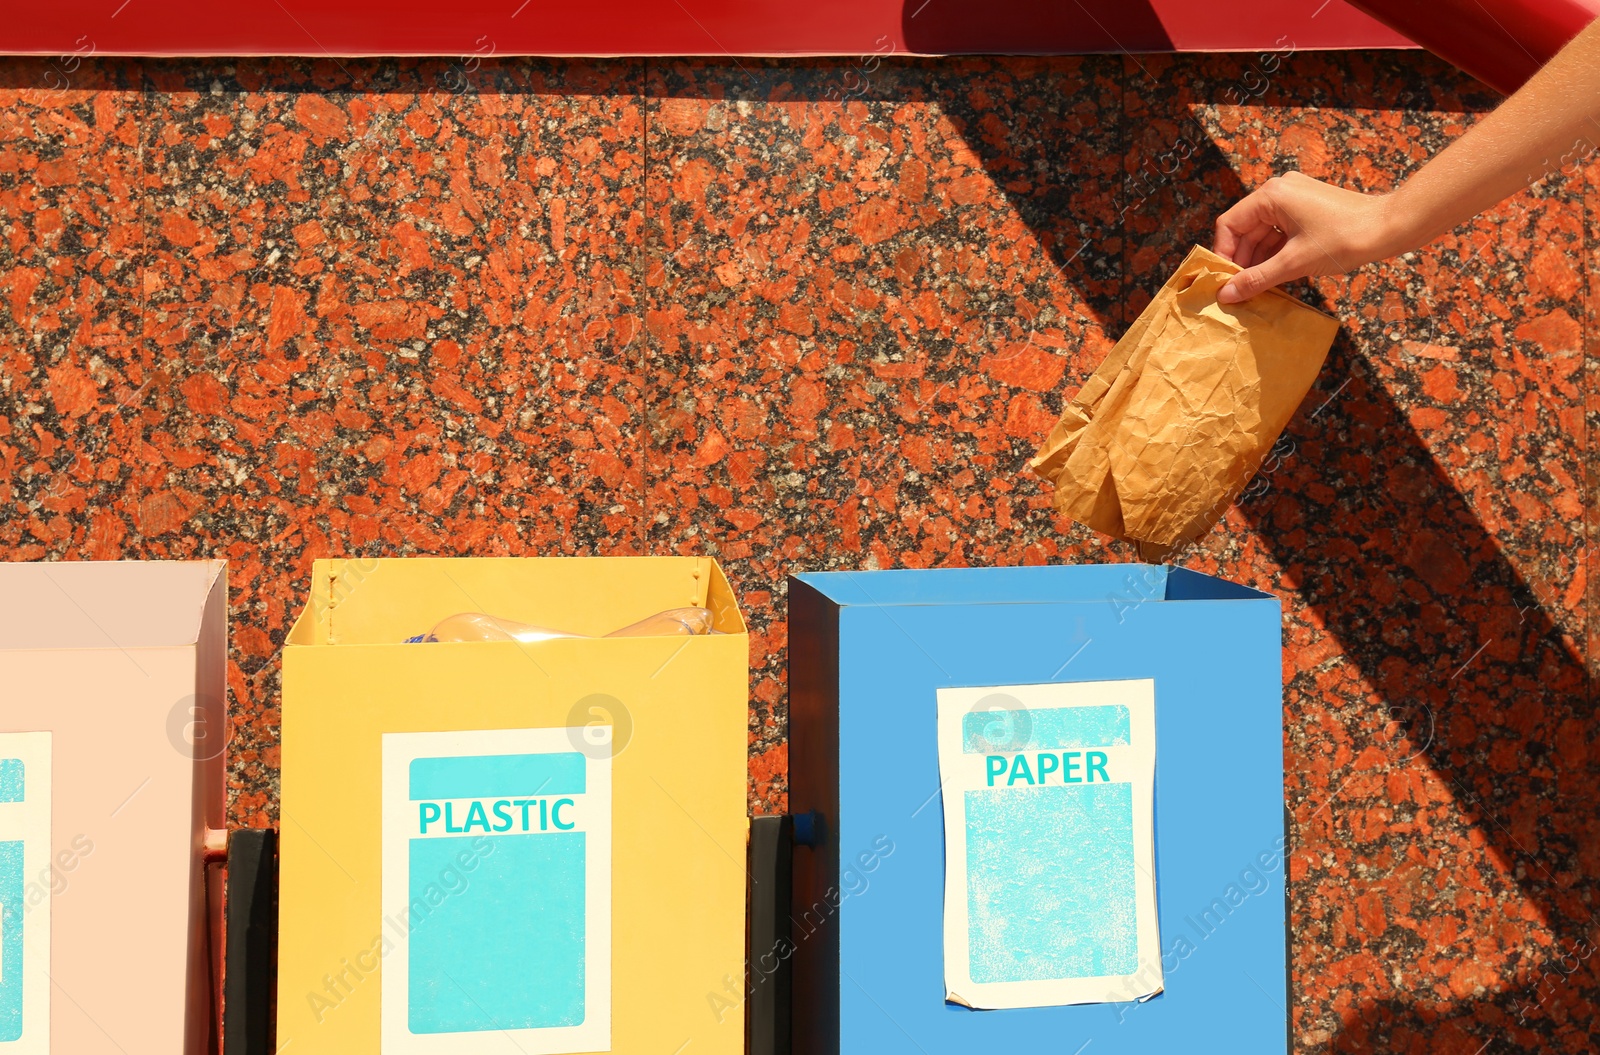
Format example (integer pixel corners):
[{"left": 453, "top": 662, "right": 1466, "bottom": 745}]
[{"left": 277, "top": 557, "right": 749, "bottom": 1055}]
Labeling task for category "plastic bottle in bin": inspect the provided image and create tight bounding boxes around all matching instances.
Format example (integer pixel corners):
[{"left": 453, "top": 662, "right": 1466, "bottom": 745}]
[
  {"left": 406, "top": 606, "right": 715, "bottom": 643},
  {"left": 403, "top": 612, "right": 579, "bottom": 644},
  {"left": 604, "top": 606, "right": 714, "bottom": 638}
]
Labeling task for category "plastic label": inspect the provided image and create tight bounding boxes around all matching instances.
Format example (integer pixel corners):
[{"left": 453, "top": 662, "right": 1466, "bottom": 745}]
[{"left": 382, "top": 728, "right": 611, "bottom": 1054}]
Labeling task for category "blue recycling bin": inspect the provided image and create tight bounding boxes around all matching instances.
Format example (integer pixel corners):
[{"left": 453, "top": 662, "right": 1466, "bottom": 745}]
[{"left": 787, "top": 564, "right": 1287, "bottom": 1055}]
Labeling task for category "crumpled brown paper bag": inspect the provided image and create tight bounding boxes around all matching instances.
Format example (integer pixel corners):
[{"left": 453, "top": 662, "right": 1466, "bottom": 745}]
[{"left": 1029, "top": 245, "right": 1339, "bottom": 557}]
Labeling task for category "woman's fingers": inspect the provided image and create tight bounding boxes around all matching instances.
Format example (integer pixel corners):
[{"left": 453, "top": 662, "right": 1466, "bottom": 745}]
[
  {"left": 1215, "top": 171, "right": 1410, "bottom": 300},
  {"left": 1218, "top": 238, "right": 1314, "bottom": 304},
  {"left": 1213, "top": 184, "right": 1285, "bottom": 262},
  {"left": 1232, "top": 226, "right": 1270, "bottom": 269},
  {"left": 1256, "top": 228, "right": 1287, "bottom": 264}
]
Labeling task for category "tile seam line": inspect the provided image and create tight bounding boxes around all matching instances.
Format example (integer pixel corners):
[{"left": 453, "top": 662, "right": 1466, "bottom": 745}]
[
  {"left": 1119, "top": 50, "right": 1128, "bottom": 338},
  {"left": 1579, "top": 157, "right": 1595, "bottom": 724},
  {"left": 138, "top": 58, "right": 152, "bottom": 445},
  {"left": 640, "top": 54, "right": 651, "bottom": 558}
]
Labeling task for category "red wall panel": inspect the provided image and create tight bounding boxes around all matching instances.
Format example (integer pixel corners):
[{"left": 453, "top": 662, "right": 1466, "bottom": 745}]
[
  {"left": 4, "top": 0, "right": 1408, "bottom": 58},
  {"left": 1345, "top": 0, "right": 1599, "bottom": 93}
]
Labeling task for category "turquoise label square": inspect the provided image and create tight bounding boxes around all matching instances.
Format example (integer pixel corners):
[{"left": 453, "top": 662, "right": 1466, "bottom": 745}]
[
  {"left": 965, "top": 783, "right": 1137, "bottom": 982},
  {"left": 962, "top": 705, "right": 1131, "bottom": 754},
  {"left": 0, "top": 760, "right": 23, "bottom": 805},
  {"left": 409, "top": 752, "right": 585, "bottom": 800},
  {"left": 405, "top": 749, "right": 589, "bottom": 1036},
  {"left": 408, "top": 834, "right": 586, "bottom": 1034},
  {"left": 0, "top": 839, "right": 22, "bottom": 1041}
]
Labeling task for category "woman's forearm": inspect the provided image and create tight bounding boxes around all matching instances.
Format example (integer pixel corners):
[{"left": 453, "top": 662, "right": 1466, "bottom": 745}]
[
  {"left": 1215, "top": 19, "right": 1600, "bottom": 303},
  {"left": 1387, "top": 18, "right": 1600, "bottom": 251}
]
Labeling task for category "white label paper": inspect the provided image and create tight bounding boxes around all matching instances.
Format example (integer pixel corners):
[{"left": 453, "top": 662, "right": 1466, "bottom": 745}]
[
  {"left": 937, "top": 680, "right": 1160, "bottom": 1009},
  {"left": 382, "top": 728, "right": 611, "bottom": 1054}
]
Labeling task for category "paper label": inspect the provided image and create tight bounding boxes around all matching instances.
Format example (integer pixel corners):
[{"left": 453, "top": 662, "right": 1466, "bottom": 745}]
[
  {"left": 382, "top": 729, "right": 611, "bottom": 1054},
  {"left": 937, "top": 681, "right": 1161, "bottom": 1009},
  {"left": 0, "top": 732, "right": 50, "bottom": 1052}
]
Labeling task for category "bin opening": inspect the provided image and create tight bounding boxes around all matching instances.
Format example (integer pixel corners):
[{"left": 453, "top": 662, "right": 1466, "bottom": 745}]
[
  {"left": 0, "top": 560, "right": 225, "bottom": 650},
  {"left": 793, "top": 564, "right": 1271, "bottom": 607},
  {"left": 290, "top": 556, "right": 747, "bottom": 646}
]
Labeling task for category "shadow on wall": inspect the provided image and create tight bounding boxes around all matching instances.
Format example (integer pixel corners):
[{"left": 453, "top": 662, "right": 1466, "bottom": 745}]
[
  {"left": 1105, "top": 61, "right": 1596, "bottom": 1051},
  {"left": 649, "top": 51, "right": 1598, "bottom": 1047},
  {"left": 900, "top": 0, "right": 1173, "bottom": 53}
]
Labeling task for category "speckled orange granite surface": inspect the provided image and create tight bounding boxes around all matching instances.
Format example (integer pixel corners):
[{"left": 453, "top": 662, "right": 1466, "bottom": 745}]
[{"left": 2, "top": 51, "right": 1597, "bottom": 1051}]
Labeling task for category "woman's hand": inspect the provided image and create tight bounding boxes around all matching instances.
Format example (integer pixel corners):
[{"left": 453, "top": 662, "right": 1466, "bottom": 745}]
[
  {"left": 1212, "top": 22, "right": 1600, "bottom": 303},
  {"left": 1212, "top": 171, "right": 1414, "bottom": 303}
]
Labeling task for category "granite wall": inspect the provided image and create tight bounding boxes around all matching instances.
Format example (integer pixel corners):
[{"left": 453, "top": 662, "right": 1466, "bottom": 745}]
[{"left": 2, "top": 50, "right": 1595, "bottom": 1051}]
